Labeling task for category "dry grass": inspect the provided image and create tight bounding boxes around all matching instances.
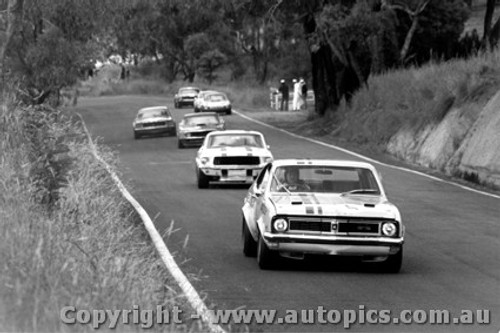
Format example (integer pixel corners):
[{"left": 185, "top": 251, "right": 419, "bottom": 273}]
[{"left": 0, "top": 98, "right": 203, "bottom": 332}]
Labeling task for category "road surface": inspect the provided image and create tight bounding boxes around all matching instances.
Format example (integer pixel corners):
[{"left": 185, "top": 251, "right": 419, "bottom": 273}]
[{"left": 76, "top": 95, "right": 500, "bottom": 332}]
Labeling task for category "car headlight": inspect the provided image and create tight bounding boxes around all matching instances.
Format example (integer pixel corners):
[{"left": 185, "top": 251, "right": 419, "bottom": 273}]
[
  {"left": 134, "top": 123, "right": 142, "bottom": 128},
  {"left": 273, "top": 218, "right": 288, "bottom": 232},
  {"left": 382, "top": 222, "right": 397, "bottom": 237},
  {"left": 200, "top": 157, "right": 209, "bottom": 165},
  {"left": 262, "top": 156, "right": 273, "bottom": 164}
]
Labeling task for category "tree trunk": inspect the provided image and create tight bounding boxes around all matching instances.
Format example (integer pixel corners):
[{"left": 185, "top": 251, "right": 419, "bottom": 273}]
[
  {"left": 400, "top": 16, "right": 419, "bottom": 63},
  {"left": 482, "top": 0, "right": 496, "bottom": 48}
]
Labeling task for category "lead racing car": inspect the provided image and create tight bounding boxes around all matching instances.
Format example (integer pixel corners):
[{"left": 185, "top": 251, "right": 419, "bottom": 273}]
[
  {"left": 241, "top": 159, "right": 404, "bottom": 272},
  {"left": 195, "top": 130, "right": 273, "bottom": 188}
]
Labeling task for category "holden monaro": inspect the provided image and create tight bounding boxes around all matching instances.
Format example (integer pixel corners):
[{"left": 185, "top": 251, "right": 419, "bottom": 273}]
[{"left": 241, "top": 159, "right": 404, "bottom": 272}]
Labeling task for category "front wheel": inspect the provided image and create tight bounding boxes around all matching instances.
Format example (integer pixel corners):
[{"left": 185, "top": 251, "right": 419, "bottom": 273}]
[
  {"left": 257, "top": 234, "right": 277, "bottom": 269},
  {"left": 134, "top": 131, "right": 141, "bottom": 140},
  {"left": 197, "top": 168, "right": 209, "bottom": 189},
  {"left": 178, "top": 140, "right": 185, "bottom": 149},
  {"left": 242, "top": 217, "right": 257, "bottom": 257}
]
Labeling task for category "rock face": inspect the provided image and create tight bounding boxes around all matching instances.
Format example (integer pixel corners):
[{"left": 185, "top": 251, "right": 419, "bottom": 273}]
[
  {"left": 386, "top": 90, "right": 500, "bottom": 189},
  {"left": 455, "top": 91, "right": 500, "bottom": 188}
]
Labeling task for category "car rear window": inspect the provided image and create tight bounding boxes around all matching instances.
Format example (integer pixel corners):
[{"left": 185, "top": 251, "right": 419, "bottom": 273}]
[{"left": 180, "top": 88, "right": 199, "bottom": 95}]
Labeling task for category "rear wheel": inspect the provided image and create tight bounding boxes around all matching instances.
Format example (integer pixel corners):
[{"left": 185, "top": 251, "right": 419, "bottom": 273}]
[
  {"left": 242, "top": 217, "right": 257, "bottom": 257},
  {"left": 380, "top": 247, "right": 403, "bottom": 273},
  {"left": 197, "top": 168, "right": 209, "bottom": 189},
  {"left": 257, "top": 234, "right": 277, "bottom": 269}
]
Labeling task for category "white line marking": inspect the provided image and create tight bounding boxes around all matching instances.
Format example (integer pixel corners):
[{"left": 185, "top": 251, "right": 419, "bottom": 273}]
[
  {"left": 78, "top": 114, "right": 225, "bottom": 333},
  {"left": 234, "top": 110, "right": 500, "bottom": 200},
  {"left": 148, "top": 161, "right": 193, "bottom": 165}
]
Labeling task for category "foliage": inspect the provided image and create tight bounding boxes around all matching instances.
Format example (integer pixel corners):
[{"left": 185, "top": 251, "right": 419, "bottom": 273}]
[{"left": 197, "top": 49, "right": 227, "bottom": 84}]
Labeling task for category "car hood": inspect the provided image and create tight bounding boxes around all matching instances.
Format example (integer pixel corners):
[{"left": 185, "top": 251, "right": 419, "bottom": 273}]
[
  {"left": 202, "top": 146, "right": 271, "bottom": 157},
  {"left": 269, "top": 193, "right": 398, "bottom": 219},
  {"left": 180, "top": 124, "right": 219, "bottom": 131},
  {"left": 135, "top": 116, "right": 172, "bottom": 124}
]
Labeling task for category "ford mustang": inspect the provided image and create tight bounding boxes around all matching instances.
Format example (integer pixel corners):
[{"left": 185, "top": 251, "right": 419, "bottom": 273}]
[
  {"left": 174, "top": 86, "right": 200, "bottom": 108},
  {"left": 195, "top": 130, "right": 273, "bottom": 188},
  {"left": 177, "top": 112, "right": 225, "bottom": 148},
  {"left": 133, "top": 106, "right": 176, "bottom": 139},
  {"left": 241, "top": 159, "right": 404, "bottom": 272}
]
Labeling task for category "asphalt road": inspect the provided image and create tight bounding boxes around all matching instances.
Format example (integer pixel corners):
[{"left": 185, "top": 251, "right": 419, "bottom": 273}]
[{"left": 76, "top": 95, "right": 500, "bottom": 332}]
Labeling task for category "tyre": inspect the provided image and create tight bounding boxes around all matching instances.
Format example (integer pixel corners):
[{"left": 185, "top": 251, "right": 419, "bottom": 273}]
[
  {"left": 226, "top": 109, "right": 232, "bottom": 115},
  {"left": 257, "top": 234, "right": 277, "bottom": 269},
  {"left": 194, "top": 107, "right": 199, "bottom": 113},
  {"left": 242, "top": 217, "right": 257, "bottom": 257},
  {"left": 197, "top": 168, "right": 209, "bottom": 189},
  {"left": 174, "top": 102, "right": 179, "bottom": 108},
  {"left": 380, "top": 247, "right": 403, "bottom": 273},
  {"left": 178, "top": 140, "right": 185, "bottom": 149},
  {"left": 134, "top": 131, "right": 140, "bottom": 139}
]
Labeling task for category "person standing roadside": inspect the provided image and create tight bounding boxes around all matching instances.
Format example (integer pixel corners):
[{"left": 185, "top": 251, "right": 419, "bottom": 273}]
[
  {"left": 292, "top": 79, "right": 300, "bottom": 110},
  {"left": 278, "top": 79, "right": 289, "bottom": 111},
  {"left": 300, "top": 78, "right": 308, "bottom": 110}
]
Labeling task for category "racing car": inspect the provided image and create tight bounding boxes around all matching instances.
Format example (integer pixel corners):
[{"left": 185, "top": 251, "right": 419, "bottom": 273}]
[{"left": 241, "top": 159, "right": 404, "bottom": 272}]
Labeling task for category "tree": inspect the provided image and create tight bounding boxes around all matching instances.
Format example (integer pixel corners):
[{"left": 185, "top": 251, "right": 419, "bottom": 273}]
[{"left": 197, "top": 49, "right": 227, "bottom": 84}]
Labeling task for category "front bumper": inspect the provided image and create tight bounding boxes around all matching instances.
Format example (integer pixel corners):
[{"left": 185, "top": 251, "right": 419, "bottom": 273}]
[
  {"left": 199, "top": 106, "right": 231, "bottom": 113},
  {"left": 177, "top": 98, "right": 196, "bottom": 106},
  {"left": 263, "top": 232, "right": 403, "bottom": 256},
  {"left": 199, "top": 166, "right": 263, "bottom": 183}
]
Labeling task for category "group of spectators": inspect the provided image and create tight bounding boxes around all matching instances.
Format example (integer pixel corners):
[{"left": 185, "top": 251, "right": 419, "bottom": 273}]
[{"left": 278, "top": 78, "right": 308, "bottom": 111}]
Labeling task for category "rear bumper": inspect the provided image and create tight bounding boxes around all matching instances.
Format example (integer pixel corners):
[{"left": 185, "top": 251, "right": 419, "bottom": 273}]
[{"left": 263, "top": 232, "right": 403, "bottom": 256}]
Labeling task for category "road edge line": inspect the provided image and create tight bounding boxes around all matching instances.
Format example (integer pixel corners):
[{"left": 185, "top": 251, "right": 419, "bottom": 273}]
[
  {"left": 77, "top": 114, "right": 225, "bottom": 333},
  {"left": 234, "top": 110, "right": 500, "bottom": 200}
]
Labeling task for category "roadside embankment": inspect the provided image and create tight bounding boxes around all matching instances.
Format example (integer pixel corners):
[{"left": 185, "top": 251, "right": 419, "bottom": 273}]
[{"left": 0, "top": 100, "right": 198, "bottom": 332}]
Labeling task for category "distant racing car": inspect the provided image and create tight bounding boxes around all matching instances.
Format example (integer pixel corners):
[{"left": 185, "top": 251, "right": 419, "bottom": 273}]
[
  {"left": 241, "top": 159, "right": 405, "bottom": 272},
  {"left": 193, "top": 90, "right": 232, "bottom": 115},
  {"left": 177, "top": 112, "right": 225, "bottom": 148},
  {"left": 174, "top": 86, "right": 200, "bottom": 108},
  {"left": 133, "top": 106, "right": 176, "bottom": 139},
  {"left": 195, "top": 130, "right": 273, "bottom": 188}
]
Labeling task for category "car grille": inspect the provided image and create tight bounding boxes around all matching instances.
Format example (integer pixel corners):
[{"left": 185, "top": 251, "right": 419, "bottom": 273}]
[
  {"left": 143, "top": 121, "right": 167, "bottom": 127},
  {"left": 288, "top": 218, "right": 381, "bottom": 235},
  {"left": 289, "top": 220, "right": 331, "bottom": 232},
  {"left": 213, "top": 156, "right": 260, "bottom": 165}
]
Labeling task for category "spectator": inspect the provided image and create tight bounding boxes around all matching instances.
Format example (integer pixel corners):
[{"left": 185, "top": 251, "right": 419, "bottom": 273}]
[
  {"left": 292, "top": 79, "right": 300, "bottom": 110},
  {"left": 300, "top": 78, "right": 308, "bottom": 110},
  {"left": 278, "top": 79, "right": 289, "bottom": 111}
]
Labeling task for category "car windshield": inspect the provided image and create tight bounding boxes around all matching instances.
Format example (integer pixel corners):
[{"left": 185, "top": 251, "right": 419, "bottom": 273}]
[
  {"left": 208, "top": 134, "right": 264, "bottom": 148},
  {"left": 185, "top": 115, "right": 219, "bottom": 125},
  {"left": 206, "top": 94, "right": 227, "bottom": 102},
  {"left": 138, "top": 109, "right": 169, "bottom": 119},
  {"left": 179, "top": 88, "right": 199, "bottom": 95},
  {"left": 270, "top": 165, "right": 381, "bottom": 194}
]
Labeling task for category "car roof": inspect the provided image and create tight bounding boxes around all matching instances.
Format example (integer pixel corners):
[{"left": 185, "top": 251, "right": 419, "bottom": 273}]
[
  {"left": 183, "top": 112, "right": 219, "bottom": 118},
  {"left": 271, "top": 159, "right": 377, "bottom": 170},
  {"left": 199, "top": 90, "right": 224, "bottom": 95},
  {"left": 205, "top": 130, "right": 264, "bottom": 138},
  {"left": 179, "top": 86, "right": 199, "bottom": 91}
]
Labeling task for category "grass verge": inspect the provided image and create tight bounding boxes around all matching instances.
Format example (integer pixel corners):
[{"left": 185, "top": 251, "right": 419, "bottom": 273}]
[{"left": 0, "top": 97, "right": 206, "bottom": 332}]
